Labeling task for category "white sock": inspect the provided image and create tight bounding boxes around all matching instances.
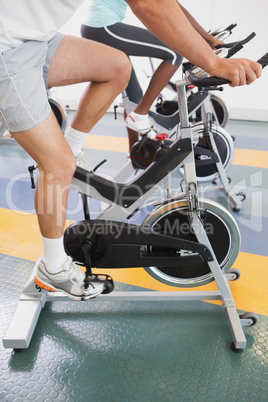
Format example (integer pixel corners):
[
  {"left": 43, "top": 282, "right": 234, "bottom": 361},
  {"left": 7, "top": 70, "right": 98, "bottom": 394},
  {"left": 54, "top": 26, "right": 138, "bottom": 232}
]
[
  {"left": 65, "top": 126, "right": 88, "bottom": 157},
  {"left": 129, "top": 111, "right": 149, "bottom": 121},
  {"left": 41, "top": 235, "right": 68, "bottom": 274}
]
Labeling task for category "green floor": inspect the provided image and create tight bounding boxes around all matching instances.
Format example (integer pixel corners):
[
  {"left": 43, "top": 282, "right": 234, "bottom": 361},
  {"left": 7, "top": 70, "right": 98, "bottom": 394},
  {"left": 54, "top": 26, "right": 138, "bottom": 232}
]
[{"left": 1, "top": 256, "right": 268, "bottom": 402}]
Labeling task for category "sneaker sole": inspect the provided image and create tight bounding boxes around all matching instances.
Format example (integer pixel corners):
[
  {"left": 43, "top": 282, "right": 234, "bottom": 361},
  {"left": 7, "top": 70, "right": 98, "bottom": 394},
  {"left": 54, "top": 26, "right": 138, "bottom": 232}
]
[
  {"left": 125, "top": 121, "right": 152, "bottom": 134},
  {"left": 34, "top": 276, "right": 103, "bottom": 301},
  {"left": 34, "top": 276, "right": 57, "bottom": 292}
]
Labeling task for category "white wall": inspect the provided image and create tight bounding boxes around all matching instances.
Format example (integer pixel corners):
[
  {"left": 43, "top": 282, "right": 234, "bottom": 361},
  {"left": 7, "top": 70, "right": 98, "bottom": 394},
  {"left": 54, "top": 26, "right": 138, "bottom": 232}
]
[
  {"left": 55, "top": 0, "right": 268, "bottom": 121},
  {"left": 205, "top": 0, "right": 268, "bottom": 121}
]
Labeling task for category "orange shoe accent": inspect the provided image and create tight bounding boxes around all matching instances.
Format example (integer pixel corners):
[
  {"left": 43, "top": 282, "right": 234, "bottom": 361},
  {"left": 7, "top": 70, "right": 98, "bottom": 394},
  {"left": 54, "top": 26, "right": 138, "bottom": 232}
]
[{"left": 34, "top": 276, "right": 56, "bottom": 292}]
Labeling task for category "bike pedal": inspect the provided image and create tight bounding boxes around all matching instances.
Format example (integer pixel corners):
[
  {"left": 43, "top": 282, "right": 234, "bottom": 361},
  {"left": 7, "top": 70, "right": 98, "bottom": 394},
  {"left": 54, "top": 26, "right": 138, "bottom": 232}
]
[{"left": 84, "top": 273, "right": 114, "bottom": 294}]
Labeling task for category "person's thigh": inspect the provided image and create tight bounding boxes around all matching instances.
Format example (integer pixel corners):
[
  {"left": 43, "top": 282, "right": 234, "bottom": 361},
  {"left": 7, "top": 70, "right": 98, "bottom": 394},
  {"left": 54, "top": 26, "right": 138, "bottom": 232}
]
[
  {"left": 81, "top": 23, "right": 182, "bottom": 65},
  {"left": 47, "top": 35, "right": 129, "bottom": 88}
]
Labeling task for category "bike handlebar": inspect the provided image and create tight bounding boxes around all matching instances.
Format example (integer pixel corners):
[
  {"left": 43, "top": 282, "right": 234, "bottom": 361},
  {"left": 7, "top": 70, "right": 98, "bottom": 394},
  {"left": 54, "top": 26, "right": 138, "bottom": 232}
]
[
  {"left": 225, "top": 23, "right": 237, "bottom": 32},
  {"left": 215, "top": 32, "right": 256, "bottom": 49},
  {"left": 185, "top": 70, "right": 230, "bottom": 88},
  {"left": 182, "top": 33, "right": 255, "bottom": 74},
  {"left": 226, "top": 42, "right": 243, "bottom": 59},
  {"left": 185, "top": 52, "right": 268, "bottom": 88},
  {"left": 210, "top": 23, "right": 237, "bottom": 36},
  {"left": 182, "top": 43, "right": 242, "bottom": 73},
  {"left": 257, "top": 53, "right": 268, "bottom": 69}
]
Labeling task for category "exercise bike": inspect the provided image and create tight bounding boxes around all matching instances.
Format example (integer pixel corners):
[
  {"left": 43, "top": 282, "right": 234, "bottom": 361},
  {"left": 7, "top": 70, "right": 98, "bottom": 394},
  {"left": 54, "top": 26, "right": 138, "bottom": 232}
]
[
  {"left": 123, "top": 33, "right": 256, "bottom": 211},
  {"left": 3, "top": 52, "right": 267, "bottom": 352},
  {"left": 146, "top": 22, "right": 239, "bottom": 128}
]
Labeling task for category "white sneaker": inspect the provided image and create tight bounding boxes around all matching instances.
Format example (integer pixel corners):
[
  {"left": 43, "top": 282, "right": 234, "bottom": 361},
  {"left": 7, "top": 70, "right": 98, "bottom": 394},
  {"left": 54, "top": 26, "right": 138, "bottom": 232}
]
[
  {"left": 76, "top": 151, "right": 93, "bottom": 171},
  {"left": 125, "top": 112, "right": 153, "bottom": 134},
  {"left": 34, "top": 256, "right": 104, "bottom": 300}
]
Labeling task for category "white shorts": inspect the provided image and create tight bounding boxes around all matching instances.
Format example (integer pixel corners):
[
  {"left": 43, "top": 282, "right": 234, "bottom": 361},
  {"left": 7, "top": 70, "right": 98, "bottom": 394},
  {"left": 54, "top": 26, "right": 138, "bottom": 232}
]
[{"left": 0, "top": 33, "right": 64, "bottom": 133}]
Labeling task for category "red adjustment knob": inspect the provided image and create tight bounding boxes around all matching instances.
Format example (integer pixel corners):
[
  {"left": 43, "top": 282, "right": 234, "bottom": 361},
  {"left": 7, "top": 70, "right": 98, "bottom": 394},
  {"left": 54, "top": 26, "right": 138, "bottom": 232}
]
[{"left": 155, "top": 133, "right": 168, "bottom": 141}]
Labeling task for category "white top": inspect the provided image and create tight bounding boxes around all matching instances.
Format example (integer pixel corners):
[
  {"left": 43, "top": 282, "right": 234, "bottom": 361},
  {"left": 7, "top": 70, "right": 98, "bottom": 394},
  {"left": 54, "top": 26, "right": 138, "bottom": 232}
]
[{"left": 0, "top": 0, "right": 85, "bottom": 52}]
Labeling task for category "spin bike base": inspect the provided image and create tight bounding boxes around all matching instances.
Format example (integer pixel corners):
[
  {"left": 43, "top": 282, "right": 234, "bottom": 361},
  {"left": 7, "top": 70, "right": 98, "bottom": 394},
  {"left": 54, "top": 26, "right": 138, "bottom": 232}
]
[{"left": 3, "top": 261, "right": 252, "bottom": 352}]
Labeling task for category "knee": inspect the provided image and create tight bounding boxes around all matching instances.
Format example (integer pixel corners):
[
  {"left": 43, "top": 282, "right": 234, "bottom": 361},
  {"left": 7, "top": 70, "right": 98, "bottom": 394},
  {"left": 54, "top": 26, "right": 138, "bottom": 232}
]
[
  {"left": 121, "top": 53, "right": 132, "bottom": 88},
  {"left": 63, "top": 153, "right": 77, "bottom": 183},
  {"left": 112, "top": 51, "right": 132, "bottom": 91},
  {"left": 57, "top": 153, "right": 77, "bottom": 185},
  {"left": 41, "top": 151, "right": 77, "bottom": 187}
]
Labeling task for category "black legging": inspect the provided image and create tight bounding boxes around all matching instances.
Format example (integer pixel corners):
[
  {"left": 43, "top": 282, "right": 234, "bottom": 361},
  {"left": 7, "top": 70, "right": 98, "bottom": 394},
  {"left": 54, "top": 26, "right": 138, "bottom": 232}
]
[{"left": 81, "top": 23, "right": 183, "bottom": 104}]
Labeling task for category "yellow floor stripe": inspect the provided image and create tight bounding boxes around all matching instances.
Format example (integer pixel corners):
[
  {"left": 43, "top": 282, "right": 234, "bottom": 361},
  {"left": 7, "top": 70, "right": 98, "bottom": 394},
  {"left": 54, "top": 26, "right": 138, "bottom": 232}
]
[
  {"left": 83, "top": 135, "right": 268, "bottom": 169},
  {"left": 0, "top": 208, "right": 73, "bottom": 261},
  {"left": 233, "top": 148, "right": 268, "bottom": 168},
  {"left": 1, "top": 207, "right": 267, "bottom": 315},
  {"left": 83, "top": 135, "right": 129, "bottom": 153}
]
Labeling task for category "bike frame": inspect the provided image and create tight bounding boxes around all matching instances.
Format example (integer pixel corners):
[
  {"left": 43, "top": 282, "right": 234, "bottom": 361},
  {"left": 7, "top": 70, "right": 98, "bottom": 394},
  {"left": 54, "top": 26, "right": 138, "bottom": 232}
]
[
  {"left": 3, "top": 75, "right": 249, "bottom": 351},
  {"left": 118, "top": 72, "right": 241, "bottom": 210}
]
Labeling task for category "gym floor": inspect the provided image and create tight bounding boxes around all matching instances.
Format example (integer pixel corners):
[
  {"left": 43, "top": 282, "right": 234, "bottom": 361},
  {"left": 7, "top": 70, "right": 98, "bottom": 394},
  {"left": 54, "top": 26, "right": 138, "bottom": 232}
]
[{"left": 0, "top": 112, "right": 267, "bottom": 401}]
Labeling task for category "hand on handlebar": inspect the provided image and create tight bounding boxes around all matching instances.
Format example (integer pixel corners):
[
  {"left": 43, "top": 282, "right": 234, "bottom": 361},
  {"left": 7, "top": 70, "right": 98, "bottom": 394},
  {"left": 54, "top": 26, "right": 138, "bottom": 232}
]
[
  {"left": 209, "top": 57, "right": 262, "bottom": 87},
  {"left": 208, "top": 37, "right": 225, "bottom": 50}
]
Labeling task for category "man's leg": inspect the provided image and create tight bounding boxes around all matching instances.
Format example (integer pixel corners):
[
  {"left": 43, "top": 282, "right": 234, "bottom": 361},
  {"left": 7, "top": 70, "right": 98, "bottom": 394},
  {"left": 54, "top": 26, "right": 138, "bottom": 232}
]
[
  {"left": 14, "top": 35, "right": 130, "bottom": 241},
  {"left": 12, "top": 37, "right": 131, "bottom": 300},
  {"left": 12, "top": 112, "right": 76, "bottom": 239},
  {"left": 11, "top": 112, "right": 96, "bottom": 299},
  {"left": 49, "top": 36, "right": 131, "bottom": 162}
]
